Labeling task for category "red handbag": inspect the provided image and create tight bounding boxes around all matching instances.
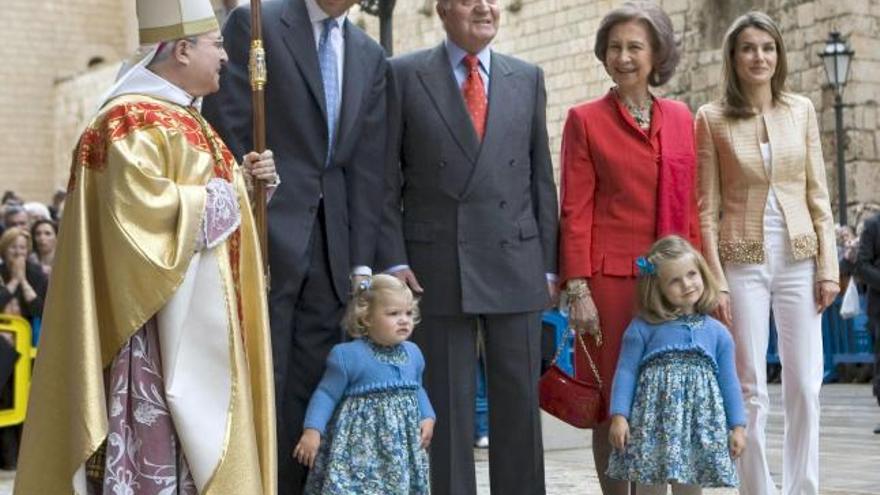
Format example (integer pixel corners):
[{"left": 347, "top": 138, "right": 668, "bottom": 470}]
[{"left": 539, "top": 331, "right": 607, "bottom": 429}]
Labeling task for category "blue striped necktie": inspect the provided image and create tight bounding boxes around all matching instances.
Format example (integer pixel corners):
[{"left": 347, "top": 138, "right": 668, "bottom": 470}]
[{"left": 318, "top": 18, "right": 339, "bottom": 166}]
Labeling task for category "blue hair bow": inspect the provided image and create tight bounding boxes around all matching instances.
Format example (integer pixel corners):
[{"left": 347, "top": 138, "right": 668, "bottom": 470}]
[{"left": 635, "top": 256, "right": 656, "bottom": 277}]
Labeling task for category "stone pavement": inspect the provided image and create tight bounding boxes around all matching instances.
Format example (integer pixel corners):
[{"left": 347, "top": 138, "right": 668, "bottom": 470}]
[
  {"left": 1, "top": 384, "right": 877, "bottom": 494},
  {"left": 475, "top": 384, "right": 880, "bottom": 494}
]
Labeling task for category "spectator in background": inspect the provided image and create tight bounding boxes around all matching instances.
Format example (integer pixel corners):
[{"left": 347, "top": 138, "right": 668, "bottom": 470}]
[
  {"left": 474, "top": 342, "right": 489, "bottom": 449},
  {"left": 837, "top": 225, "right": 858, "bottom": 283},
  {"left": 22, "top": 202, "right": 51, "bottom": 225},
  {"left": 0, "top": 228, "right": 47, "bottom": 323},
  {"left": 30, "top": 220, "right": 57, "bottom": 276},
  {"left": 2, "top": 206, "right": 28, "bottom": 233},
  {"left": 856, "top": 211, "right": 880, "bottom": 434},
  {"left": 1, "top": 192, "right": 21, "bottom": 208},
  {"left": 48, "top": 189, "right": 66, "bottom": 222},
  {"left": 0, "top": 197, "right": 27, "bottom": 471}
]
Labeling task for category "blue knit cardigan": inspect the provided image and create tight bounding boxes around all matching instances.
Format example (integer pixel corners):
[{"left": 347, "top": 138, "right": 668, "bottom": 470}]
[
  {"left": 609, "top": 315, "right": 747, "bottom": 429},
  {"left": 304, "top": 338, "right": 436, "bottom": 434}
]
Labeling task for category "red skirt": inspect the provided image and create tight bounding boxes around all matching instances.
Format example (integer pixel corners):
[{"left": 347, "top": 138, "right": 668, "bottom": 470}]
[{"left": 573, "top": 272, "right": 638, "bottom": 400}]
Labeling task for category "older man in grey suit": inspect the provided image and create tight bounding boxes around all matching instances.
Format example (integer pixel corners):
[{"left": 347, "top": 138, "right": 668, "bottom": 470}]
[{"left": 379, "top": 0, "right": 558, "bottom": 493}]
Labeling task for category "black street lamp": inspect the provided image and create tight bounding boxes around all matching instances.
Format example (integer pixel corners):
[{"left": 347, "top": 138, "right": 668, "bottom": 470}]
[
  {"left": 360, "top": 0, "right": 396, "bottom": 55},
  {"left": 819, "top": 31, "right": 855, "bottom": 225}
]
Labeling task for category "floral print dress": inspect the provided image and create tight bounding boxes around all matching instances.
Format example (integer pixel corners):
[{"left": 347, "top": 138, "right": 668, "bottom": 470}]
[
  {"left": 606, "top": 317, "right": 739, "bottom": 487},
  {"left": 304, "top": 340, "right": 430, "bottom": 495}
]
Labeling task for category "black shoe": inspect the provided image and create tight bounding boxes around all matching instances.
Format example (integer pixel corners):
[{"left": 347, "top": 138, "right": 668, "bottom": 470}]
[{"left": 874, "top": 424, "right": 880, "bottom": 434}]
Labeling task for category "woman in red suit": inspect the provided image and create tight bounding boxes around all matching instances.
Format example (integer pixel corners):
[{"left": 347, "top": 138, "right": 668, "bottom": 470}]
[{"left": 559, "top": 2, "right": 701, "bottom": 493}]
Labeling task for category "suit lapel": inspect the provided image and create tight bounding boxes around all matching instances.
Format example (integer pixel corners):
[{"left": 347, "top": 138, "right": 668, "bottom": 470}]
[
  {"left": 417, "top": 45, "right": 480, "bottom": 164},
  {"left": 335, "top": 22, "right": 367, "bottom": 160},
  {"left": 280, "top": 0, "right": 327, "bottom": 123},
  {"left": 461, "top": 53, "right": 514, "bottom": 198}
]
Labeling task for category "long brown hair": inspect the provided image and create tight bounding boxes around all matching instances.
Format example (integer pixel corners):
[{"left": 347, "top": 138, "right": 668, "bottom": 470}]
[{"left": 720, "top": 11, "right": 788, "bottom": 118}]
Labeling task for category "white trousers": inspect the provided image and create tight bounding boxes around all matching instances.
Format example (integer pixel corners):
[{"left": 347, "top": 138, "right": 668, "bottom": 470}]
[{"left": 725, "top": 225, "right": 823, "bottom": 495}]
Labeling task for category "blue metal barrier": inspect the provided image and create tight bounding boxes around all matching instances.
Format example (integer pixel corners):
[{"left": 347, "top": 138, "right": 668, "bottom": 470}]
[
  {"left": 829, "top": 293, "right": 873, "bottom": 365},
  {"left": 767, "top": 293, "right": 873, "bottom": 383},
  {"left": 542, "top": 310, "right": 574, "bottom": 376}
]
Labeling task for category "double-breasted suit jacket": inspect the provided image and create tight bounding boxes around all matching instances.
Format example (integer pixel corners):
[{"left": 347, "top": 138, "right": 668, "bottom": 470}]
[{"left": 379, "top": 44, "right": 558, "bottom": 316}]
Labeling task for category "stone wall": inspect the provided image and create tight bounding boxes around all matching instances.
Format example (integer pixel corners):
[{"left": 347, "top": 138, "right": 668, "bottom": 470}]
[
  {"left": 5, "top": 0, "right": 878, "bottom": 222},
  {"left": 51, "top": 64, "right": 120, "bottom": 190},
  {"left": 1, "top": 0, "right": 232, "bottom": 202},
  {"left": 353, "top": 0, "right": 880, "bottom": 219},
  {"left": 0, "top": 0, "right": 136, "bottom": 202}
]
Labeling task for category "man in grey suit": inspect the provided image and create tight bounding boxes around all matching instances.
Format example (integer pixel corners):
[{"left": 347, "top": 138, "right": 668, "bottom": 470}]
[
  {"left": 379, "top": 0, "right": 558, "bottom": 492},
  {"left": 202, "top": 0, "right": 387, "bottom": 492}
]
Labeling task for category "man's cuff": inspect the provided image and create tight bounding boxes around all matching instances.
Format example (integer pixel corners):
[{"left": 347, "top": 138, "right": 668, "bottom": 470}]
[
  {"left": 384, "top": 264, "right": 410, "bottom": 274},
  {"left": 351, "top": 266, "right": 373, "bottom": 277},
  {"left": 546, "top": 273, "right": 558, "bottom": 282}
]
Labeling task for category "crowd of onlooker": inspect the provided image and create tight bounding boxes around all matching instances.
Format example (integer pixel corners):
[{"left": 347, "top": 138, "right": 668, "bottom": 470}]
[
  {"left": 836, "top": 203, "right": 880, "bottom": 435},
  {"left": 0, "top": 189, "right": 63, "bottom": 318},
  {"left": 0, "top": 188, "right": 63, "bottom": 470}
]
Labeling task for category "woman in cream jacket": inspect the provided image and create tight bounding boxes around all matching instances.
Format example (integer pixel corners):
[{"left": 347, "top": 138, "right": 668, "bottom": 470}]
[{"left": 696, "top": 12, "right": 838, "bottom": 495}]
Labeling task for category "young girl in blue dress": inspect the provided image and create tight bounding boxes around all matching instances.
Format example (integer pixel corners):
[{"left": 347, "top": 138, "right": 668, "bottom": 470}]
[
  {"left": 607, "top": 236, "right": 747, "bottom": 494},
  {"left": 293, "top": 274, "right": 435, "bottom": 495}
]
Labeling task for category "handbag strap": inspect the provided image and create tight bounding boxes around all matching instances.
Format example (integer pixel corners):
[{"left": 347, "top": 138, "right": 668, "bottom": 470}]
[
  {"left": 575, "top": 333, "right": 603, "bottom": 388},
  {"left": 550, "top": 330, "right": 603, "bottom": 388}
]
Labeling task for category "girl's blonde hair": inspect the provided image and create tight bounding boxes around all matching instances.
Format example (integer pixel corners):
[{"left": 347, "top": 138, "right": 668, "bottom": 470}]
[
  {"left": 342, "top": 274, "right": 420, "bottom": 338},
  {"left": 637, "top": 236, "right": 720, "bottom": 324}
]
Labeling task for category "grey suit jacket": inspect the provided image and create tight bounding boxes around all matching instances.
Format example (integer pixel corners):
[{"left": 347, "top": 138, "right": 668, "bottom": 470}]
[
  {"left": 379, "top": 44, "right": 558, "bottom": 316},
  {"left": 203, "top": 0, "right": 387, "bottom": 300}
]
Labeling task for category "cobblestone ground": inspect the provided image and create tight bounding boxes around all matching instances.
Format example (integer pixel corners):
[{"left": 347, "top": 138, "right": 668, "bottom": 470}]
[
  {"left": 1, "top": 385, "right": 877, "bottom": 494},
  {"left": 0, "top": 470, "right": 10, "bottom": 495},
  {"left": 474, "top": 384, "right": 878, "bottom": 494}
]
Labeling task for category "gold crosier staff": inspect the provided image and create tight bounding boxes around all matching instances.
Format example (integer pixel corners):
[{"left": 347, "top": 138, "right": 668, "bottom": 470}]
[{"left": 249, "top": 0, "right": 269, "bottom": 276}]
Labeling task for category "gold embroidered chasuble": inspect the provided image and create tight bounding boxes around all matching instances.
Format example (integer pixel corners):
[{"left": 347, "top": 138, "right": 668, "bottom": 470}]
[{"left": 15, "top": 94, "right": 276, "bottom": 494}]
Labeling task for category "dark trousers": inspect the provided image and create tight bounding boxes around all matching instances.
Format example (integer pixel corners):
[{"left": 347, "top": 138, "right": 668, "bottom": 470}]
[
  {"left": 872, "top": 317, "right": 880, "bottom": 406},
  {"left": 270, "top": 210, "right": 345, "bottom": 495},
  {"left": 414, "top": 312, "right": 546, "bottom": 495}
]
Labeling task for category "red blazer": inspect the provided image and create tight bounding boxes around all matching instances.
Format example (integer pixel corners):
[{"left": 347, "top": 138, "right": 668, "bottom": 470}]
[{"left": 559, "top": 91, "right": 701, "bottom": 281}]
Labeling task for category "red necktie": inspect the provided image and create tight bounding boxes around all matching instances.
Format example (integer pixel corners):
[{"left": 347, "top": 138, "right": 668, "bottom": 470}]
[{"left": 462, "top": 54, "right": 487, "bottom": 140}]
